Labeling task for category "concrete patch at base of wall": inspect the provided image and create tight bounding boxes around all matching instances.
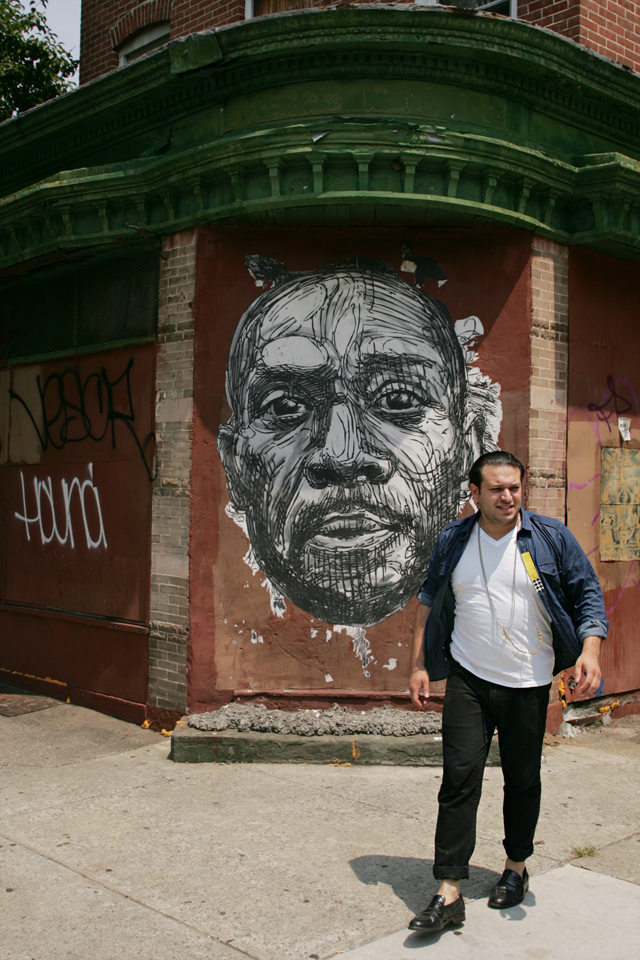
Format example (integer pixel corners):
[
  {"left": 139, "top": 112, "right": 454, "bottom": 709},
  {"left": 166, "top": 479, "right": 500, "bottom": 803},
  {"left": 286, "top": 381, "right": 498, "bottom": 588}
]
[{"left": 170, "top": 724, "right": 502, "bottom": 766}]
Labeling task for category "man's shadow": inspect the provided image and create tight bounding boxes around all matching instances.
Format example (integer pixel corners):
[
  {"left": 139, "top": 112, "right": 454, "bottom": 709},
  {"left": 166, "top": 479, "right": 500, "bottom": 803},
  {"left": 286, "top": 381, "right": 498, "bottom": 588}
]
[
  {"left": 349, "top": 855, "right": 501, "bottom": 915},
  {"left": 350, "top": 856, "right": 536, "bottom": 946}
]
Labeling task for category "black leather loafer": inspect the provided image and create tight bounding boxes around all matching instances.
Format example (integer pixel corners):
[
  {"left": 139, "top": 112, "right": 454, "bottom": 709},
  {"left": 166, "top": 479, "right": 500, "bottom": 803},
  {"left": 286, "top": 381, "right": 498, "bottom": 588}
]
[
  {"left": 488, "top": 868, "right": 529, "bottom": 908},
  {"left": 408, "top": 894, "right": 465, "bottom": 932}
]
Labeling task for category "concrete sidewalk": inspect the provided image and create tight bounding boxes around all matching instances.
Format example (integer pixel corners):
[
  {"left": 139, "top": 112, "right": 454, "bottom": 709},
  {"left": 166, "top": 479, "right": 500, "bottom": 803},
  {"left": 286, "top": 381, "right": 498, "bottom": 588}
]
[{"left": 1, "top": 700, "right": 638, "bottom": 960}]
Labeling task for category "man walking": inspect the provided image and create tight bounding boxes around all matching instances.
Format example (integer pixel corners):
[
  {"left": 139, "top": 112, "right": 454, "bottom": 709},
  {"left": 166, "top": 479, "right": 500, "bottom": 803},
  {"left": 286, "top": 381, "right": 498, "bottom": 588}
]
[{"left": 408, "top": 451, "right": 607, "bottom": 932}]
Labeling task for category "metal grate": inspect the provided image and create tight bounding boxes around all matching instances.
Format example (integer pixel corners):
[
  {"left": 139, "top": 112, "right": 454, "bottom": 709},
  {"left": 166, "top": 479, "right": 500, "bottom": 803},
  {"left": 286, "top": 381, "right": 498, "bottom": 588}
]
[{"left": 0, "top": 244, "right": 160, "bottom": 365}]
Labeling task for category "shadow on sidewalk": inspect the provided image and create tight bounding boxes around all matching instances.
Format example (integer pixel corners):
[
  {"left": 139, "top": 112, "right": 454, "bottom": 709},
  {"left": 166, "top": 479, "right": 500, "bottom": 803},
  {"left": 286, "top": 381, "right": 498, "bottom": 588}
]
[{"left": 349, "top": 855, "right": 501, "bottom": 914}]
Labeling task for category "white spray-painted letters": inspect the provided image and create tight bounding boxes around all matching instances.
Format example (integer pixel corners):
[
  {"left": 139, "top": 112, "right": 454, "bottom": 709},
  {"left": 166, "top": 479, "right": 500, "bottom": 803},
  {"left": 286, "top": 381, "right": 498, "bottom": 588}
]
[{"left": 15, "top": 462, "right": 108, "bottom": 550}]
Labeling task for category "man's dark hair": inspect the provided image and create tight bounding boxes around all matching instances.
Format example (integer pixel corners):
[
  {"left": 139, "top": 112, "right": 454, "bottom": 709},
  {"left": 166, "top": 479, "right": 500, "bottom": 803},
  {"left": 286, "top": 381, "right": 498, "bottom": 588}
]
[{"left": 469, "top": 451, "right": 525, "bottom": 489}]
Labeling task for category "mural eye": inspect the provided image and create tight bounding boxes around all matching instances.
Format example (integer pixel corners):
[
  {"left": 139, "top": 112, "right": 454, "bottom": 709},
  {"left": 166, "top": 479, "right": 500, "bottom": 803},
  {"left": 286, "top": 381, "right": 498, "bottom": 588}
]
[
  {"left": 258, "top": 390, "right": 311, "bottom": 422},
  {"left": 372, "top": 384, "right": 431, "bottom": 413}
]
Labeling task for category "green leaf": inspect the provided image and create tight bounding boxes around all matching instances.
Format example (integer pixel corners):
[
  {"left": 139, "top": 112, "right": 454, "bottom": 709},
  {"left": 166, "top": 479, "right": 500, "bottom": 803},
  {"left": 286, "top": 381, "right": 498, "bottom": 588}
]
[{"left": 0, "top": 0, "right": 78, "bottom": 121}]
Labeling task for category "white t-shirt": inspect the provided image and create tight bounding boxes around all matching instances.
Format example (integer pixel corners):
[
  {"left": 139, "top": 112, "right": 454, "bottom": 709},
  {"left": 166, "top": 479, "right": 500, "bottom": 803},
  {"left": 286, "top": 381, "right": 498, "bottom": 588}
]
[{"left": 449, "top": 523, "right": 554, "bottom": 688}]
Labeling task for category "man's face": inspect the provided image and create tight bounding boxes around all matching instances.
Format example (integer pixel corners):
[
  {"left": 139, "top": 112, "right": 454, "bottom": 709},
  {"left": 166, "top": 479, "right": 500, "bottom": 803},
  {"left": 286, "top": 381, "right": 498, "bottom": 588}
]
[
  {"left": 470, "top": 465, "right": 522, "bottom": 530},
  {"left": 218, "top": 268, "right": 468, "bottom": 626}
]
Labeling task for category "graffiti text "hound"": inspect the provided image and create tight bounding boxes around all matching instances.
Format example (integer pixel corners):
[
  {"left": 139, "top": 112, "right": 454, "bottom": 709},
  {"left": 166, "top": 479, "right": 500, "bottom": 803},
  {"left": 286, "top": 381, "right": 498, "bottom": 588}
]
[{"left": 15, "top": 463, "right": 108, "bottom": 550}]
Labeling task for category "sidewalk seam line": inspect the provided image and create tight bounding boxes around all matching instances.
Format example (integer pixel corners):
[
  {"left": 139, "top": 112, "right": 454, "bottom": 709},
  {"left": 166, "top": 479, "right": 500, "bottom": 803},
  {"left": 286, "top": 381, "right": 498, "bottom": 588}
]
[{"left": 0, "top": 831, "right": 257, "bottom": 960}]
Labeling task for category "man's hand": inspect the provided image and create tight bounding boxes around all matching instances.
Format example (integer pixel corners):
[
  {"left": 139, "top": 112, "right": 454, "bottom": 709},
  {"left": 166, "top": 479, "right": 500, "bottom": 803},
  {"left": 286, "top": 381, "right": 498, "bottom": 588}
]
[
  {"left": 410, "top": 668, "right": 430, "bottom": 710},
  {"left": 409, "top": 601, "right": 431, "bottom": 709},
  {"left": 573, "top": 636, "right": 602, "bottom": 696}
]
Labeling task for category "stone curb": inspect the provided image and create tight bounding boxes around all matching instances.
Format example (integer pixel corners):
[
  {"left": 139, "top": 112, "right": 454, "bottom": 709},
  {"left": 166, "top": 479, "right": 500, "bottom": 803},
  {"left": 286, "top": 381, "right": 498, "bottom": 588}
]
[{"left": 170, "top": 720, "right": 502, "bottom": 766}]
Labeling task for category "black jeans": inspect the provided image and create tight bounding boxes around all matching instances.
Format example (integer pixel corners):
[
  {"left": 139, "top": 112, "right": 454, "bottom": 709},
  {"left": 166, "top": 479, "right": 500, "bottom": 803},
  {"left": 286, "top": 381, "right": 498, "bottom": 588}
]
[{"left": 433, "top": 660, "right": 550, "bottom": 881}]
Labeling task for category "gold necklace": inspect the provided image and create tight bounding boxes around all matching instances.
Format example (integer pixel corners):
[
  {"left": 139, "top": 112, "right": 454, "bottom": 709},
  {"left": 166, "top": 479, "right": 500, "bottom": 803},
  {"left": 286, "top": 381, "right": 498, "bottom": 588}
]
[{"left": 477, "top": 524, "right": 543, "bottom": 657}]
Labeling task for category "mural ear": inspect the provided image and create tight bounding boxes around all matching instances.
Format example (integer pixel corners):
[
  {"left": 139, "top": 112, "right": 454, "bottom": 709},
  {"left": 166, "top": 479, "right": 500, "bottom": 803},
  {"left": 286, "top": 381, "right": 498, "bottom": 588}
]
[
  {"left": 461, "top": 369, "right": 502, "bottom": 469},
  {"left": 462, "top": 405, "right": 485, "bottom": 469},
  {"left": 217, "top": 423, "right": 249, "bottom": 511},
  {"left": 456, "top": 313, "right": 502, "bottom": 482},
  {"left": 454, "top": 316, "right": 483, "bottom": 364},
  {"left": 245, "top": 255, "right": 292, "bottom": 288}
]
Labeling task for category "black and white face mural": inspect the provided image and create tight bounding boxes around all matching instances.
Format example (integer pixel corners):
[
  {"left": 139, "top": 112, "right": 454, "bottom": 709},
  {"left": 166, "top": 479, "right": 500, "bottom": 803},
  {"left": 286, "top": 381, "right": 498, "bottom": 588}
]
[{"left": 218, "top": 256, "right": 502, "bottom": 629}]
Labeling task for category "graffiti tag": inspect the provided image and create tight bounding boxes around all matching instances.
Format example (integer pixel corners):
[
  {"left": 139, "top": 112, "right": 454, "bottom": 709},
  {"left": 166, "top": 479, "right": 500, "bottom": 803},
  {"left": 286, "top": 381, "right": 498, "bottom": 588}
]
[
  {"left": 9, "top": 357, "right": 156, "bottom": 480},
  {"left": 15, "top": 463, "right": 107, "bottom": 550},
  {"left": 588, "top": 375, "right": 634, "bottom": 432}
]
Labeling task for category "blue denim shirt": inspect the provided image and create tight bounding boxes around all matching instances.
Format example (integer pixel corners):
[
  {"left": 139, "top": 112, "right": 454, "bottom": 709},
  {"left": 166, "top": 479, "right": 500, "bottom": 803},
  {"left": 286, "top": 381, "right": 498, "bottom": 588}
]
[{"left": 417, "top": 509, "right": 608, "bottom": 681}]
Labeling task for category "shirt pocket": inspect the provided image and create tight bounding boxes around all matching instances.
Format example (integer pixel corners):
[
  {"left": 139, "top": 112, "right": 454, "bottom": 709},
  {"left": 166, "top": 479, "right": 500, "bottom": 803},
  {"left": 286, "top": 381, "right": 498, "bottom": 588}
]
[{"left": 536, "top": 559, "right": 563, "bottom": 602}]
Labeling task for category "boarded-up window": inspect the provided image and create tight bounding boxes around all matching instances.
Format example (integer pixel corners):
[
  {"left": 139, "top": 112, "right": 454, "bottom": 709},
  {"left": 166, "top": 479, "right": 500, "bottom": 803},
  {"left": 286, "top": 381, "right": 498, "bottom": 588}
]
[
  {"left": 600, "top": 447, "right": 640, "bottom": 561},
  {"left": 0, "top": 243, "right": 159, "bottom": 365}
]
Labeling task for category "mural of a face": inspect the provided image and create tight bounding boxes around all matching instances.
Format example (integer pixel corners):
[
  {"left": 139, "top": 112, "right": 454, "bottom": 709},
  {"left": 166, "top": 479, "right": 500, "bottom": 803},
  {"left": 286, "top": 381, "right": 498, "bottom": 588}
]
[{"left": 218, "top": 257, "right": 499, "bottom": 626}]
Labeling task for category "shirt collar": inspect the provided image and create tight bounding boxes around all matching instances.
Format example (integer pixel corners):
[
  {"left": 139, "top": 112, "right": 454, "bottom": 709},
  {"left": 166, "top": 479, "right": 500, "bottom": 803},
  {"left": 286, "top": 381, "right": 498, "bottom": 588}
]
[{"left": 519, "top": 508, "right": 533, "bottom": 531}]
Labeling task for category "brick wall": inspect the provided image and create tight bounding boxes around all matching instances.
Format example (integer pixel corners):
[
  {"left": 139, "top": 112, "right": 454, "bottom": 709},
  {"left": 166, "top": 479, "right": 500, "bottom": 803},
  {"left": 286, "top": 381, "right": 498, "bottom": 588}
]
[
  {"left": 110, "top": 0, "right": 172, "bottom": 49},
  {"left": 148, "top": 228, "right": 197, "bottom": 715},
  {"left": 80, "top": 0, "right": 245, "bottom": 84},
  {"left": 519, "top": 0, "right": 581, "bottom": 42},
  {"left": 579, "top": 0, "right": 640, "bottom": 70},
  {"left": 521, "top": 0, "right": 640, "bottom": 72},
  {"left": 527, "top": 236, "right": 569, "bottom": 522}
]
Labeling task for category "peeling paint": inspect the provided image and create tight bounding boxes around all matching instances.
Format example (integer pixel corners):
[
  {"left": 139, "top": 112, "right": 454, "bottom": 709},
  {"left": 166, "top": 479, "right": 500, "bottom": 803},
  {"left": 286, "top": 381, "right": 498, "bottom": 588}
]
[{"left": 334, "top": 625, "right": 373, "bottom": 672}]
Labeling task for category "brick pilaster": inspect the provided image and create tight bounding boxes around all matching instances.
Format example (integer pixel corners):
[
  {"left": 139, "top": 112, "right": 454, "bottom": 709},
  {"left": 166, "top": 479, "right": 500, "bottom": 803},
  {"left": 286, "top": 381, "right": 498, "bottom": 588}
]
[
  {"left": 528, "top": 237, "right": 569, "bottom": 522},
  {"left": 148, "top": 228, "right": 196, "bottom": 712}
]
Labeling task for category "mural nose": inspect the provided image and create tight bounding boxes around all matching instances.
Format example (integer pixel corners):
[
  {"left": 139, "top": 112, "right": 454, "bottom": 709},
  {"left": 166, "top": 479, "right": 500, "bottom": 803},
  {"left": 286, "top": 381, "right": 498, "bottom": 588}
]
[{"left": 305, "top": 402, "right": 393, "bottom": 488}]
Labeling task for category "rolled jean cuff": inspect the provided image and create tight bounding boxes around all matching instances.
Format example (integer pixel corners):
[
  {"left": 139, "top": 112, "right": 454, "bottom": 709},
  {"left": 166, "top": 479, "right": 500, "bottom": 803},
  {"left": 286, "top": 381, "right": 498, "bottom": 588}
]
[
  {"left": 503, "top": 840, "right": 534, "bottom": 863},
  {"left": 433, "top": 864, "right": 469, "bottom": 881}
]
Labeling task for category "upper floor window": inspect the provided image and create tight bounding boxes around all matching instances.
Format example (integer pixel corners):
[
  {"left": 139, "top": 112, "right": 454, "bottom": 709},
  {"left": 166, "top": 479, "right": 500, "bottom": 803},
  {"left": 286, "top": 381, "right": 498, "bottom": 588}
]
[
  {"left": 475, "top": 0, "right": 517, "bottom": 15},
  {"left": 117, "top": 22, "right": 171, "bottom": 66},
  {"left": 250, "top": 0, "right": 315, "bottom": 15},
  {"left": 438, "top": 0, "right": 517, "bottom": 14}
]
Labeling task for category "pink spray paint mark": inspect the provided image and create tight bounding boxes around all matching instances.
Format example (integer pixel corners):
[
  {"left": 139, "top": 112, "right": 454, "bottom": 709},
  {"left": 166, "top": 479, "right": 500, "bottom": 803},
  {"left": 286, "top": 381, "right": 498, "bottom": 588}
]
[
  {"left": 568, "top": 473, "right": 601, "bottom": 491},
  {"left": 591, "top": 510, "right": 600, "bottom": 527}
]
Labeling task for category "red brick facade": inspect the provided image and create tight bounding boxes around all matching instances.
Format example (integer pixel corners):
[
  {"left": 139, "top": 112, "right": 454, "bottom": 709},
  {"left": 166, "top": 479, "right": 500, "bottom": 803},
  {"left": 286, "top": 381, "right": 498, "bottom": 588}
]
[
  {"left": 519, "top": 0, "right": 581, "bottom": 41},
  {"left": 80, "top": 1, "right": 640, "bottom": 87},
  {"left": 80, "top": 0, "right": 245, "bottom": 83},
  {"left": 520, "top": 0, "right": 640, "bottom": 72}
]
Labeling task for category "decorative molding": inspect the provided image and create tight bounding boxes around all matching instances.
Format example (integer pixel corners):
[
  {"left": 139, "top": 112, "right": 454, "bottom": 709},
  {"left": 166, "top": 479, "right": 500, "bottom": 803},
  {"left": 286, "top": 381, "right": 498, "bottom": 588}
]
[
  {"left": 1, "top": 10, "right": 640, "bottom": 268},
  {"left": 3, "top": 10, "right": 640, "bottom": 202},
  {"left": 2, "top": 127, "right": 640, "bottom": 269}
]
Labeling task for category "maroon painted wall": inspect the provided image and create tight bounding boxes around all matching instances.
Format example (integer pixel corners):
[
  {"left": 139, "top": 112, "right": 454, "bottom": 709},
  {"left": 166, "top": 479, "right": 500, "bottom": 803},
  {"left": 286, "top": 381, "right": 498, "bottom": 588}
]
[
  {"left": 567, "top": 247, "right": 640, "bottom": 698},
  {"left": 189, "top": 226, "right": 532, "bottom": 711},
  {"left": 0, "top": 343, "right": 155, "bottom": 712}
]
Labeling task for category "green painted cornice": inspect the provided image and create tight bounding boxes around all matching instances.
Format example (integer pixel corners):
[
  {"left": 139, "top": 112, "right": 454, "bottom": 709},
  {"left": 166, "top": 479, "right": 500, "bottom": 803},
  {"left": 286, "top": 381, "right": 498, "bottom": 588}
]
[{"left": 2, "top": 7, "right": 640, "bottom": 270}]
